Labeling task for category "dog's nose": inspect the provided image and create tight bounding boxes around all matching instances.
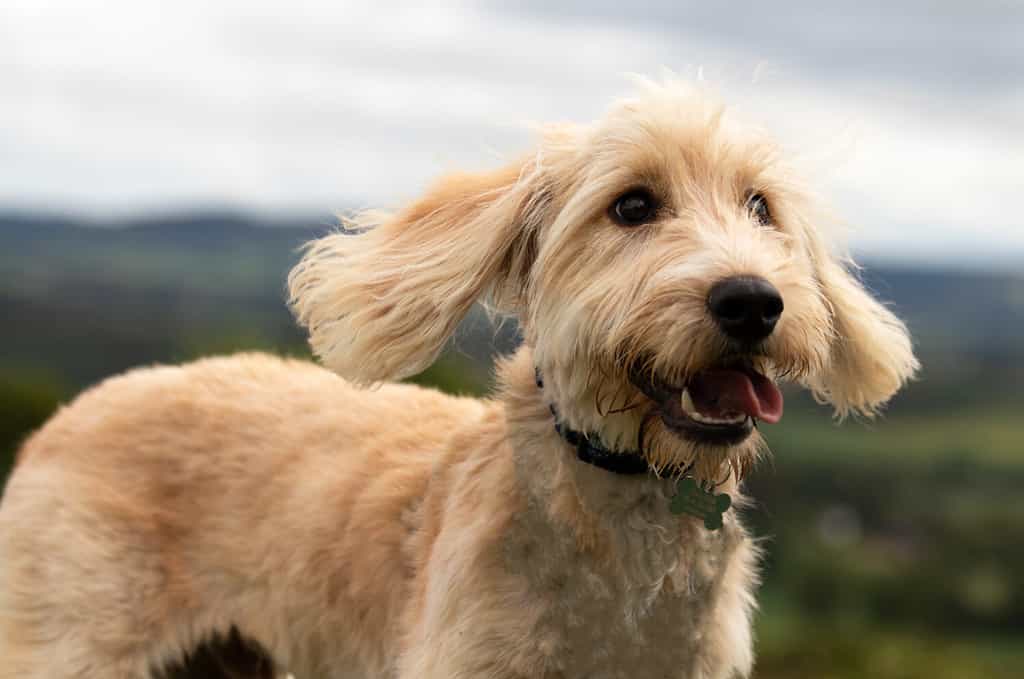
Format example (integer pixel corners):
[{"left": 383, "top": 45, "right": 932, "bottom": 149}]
[{"left": 707, "top": 276, "right": 784, "bottom": 343}]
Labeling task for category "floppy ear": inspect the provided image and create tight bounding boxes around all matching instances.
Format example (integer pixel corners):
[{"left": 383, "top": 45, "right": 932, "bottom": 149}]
[
  {"left": 807, "top": 247, "right": 919, "bottom": 417},
  {"left": 288, "top": 157, "right": 542, "bottom": 384}
]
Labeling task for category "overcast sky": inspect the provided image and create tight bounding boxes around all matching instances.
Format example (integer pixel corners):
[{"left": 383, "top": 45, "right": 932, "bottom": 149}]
[{"left": 1, "top": 0, "right": 1021, "bottom": 263}]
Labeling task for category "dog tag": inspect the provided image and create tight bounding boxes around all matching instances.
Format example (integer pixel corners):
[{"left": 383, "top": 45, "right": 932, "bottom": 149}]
[{"left": 670, "top": 477, "right": 731, "bottom": 531}]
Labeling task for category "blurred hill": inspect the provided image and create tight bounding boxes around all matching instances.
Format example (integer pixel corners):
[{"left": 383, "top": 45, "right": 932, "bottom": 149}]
[{"left": 1, "top": 211, "right": 1022, "bottom": 678}]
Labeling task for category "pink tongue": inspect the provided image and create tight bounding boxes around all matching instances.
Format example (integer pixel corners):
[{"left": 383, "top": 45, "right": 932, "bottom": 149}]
[{"left": 688, "top": 369, "right": 784, "bottom": 424}]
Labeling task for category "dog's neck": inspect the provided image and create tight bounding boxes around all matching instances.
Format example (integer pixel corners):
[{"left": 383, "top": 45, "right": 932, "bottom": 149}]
[
  {"left": 534, "top": 369, "right": 651, "bottom": 476},
  {"left": 497, "top": 344, "right": 739, "bottom": 492},
  {"left": 498, "top": 346, "right": 742, "bottom": 589},
  {"left": 497, "top": 345, "right": 678, "bottom": 501}
]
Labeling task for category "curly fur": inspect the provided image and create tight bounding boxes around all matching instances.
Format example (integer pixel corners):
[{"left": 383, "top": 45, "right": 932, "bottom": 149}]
[{"left": 0, "top": 80, "right": 916, "bottom": 678}]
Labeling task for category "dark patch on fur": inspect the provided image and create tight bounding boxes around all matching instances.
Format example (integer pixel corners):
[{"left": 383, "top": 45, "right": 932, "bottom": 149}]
[{"left": 155, "top": 627, "right": 277, "bottom": 679}]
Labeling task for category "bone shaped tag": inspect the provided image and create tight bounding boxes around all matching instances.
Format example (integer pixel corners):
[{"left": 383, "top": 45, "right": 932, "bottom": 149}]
[{"left": 669, "top": 477, "right": 732, "bottom": 530}]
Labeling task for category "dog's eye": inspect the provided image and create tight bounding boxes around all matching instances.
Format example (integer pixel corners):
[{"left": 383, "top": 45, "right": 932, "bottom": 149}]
[
  {"left": 747, "top": 192, "right": 772, "bottom": 226},
  {"left": 610, "top": 189, "right": 658, "bottom": 227}
]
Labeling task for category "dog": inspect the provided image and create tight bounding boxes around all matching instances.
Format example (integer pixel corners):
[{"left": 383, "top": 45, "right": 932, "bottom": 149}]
[{"left": 0, "top": 80, "right": 917, "bottom": 678}]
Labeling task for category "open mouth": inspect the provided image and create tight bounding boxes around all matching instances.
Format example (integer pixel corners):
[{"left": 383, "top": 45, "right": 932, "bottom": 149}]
[{"left": 633, "top": 359, "right": 784, "bottom": 446}]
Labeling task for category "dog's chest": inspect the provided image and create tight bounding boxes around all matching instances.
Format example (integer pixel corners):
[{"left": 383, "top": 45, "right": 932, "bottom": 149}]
[{"left": 505, "top": 503, "right": 743, "bottom": 679}]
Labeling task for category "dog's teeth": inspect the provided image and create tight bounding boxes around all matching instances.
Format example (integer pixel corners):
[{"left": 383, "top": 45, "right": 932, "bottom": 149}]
[
  {"left": 681, "top": 390, "right": 747, "bottom": 426},
  {"left": 681, "top": 389, "right": 698, "bottom": 417}
]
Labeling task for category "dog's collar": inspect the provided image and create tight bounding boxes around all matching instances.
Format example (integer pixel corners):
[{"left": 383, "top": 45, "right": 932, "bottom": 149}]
[
  {"left": 533, "top": 368, "right": 734, "bottom": 530},
  {"left": 535, "top": 370, "right": 650, "bottom": 476}
]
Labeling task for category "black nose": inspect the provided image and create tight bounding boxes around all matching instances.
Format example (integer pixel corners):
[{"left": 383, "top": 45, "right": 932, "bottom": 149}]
[{"left": 707, "top": 276, "right": 784, "bottom": 343}]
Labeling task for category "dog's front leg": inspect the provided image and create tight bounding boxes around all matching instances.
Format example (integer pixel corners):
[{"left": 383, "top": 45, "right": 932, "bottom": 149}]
[
  {"left": 397, "top": 654, "right": 537, "bottom": 679},
  {"left": 395, "top": 508, "right": 553, "bottom": 679},
  {"left": 395, "top": 572, "right": 548, "bottom": 679}
]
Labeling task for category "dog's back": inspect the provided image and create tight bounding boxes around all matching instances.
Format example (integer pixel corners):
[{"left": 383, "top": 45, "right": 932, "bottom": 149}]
[{"left": 0, "top": 353, "right": 489, "bottom": 678}]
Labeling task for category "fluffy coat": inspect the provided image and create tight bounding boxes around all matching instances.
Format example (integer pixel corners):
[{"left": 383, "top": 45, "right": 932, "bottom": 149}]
[{"left": 0, "top": 80, "right": 917, "bottom": 678}]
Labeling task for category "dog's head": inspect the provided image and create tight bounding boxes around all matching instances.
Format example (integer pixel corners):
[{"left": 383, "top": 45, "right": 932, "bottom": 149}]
[{"left": 289, "top": 81, "right": 918, "bottom": 480}]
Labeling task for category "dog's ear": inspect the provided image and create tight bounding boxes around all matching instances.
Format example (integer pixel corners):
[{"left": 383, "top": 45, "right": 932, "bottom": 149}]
[
  {"left": 288, "top": 157, "right": 543, "bottom": 383},
  {"left": 807, "top": 246, "right": 919, "bottom": 417}
]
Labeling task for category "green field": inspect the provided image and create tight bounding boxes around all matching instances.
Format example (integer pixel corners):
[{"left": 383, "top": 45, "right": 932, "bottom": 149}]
[{"left": 751, "top": 409, "right": 1024, "bottom": 678}]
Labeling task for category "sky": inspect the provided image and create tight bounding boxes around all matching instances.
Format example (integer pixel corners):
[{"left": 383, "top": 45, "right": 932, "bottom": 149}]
[{"left": 1, "top": 0, "right": 1022, "bottom": 263}]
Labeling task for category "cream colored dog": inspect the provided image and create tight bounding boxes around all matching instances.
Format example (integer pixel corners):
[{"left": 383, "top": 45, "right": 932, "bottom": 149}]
[{"left": 0, "top": 81, "right": 917, "bottom": 679}]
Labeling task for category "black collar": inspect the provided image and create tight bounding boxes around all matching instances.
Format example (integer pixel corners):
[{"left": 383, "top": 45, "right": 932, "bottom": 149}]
[{"left": 535, "top": 370, "right": 651, "bottom": 476}]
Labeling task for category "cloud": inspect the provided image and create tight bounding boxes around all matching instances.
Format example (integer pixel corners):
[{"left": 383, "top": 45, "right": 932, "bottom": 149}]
[
  {"left": 0, "top": 0, "right": 1020, "bottom": 260},
  {"left": 500, "top": 0, "right": 1024, "bottom": 95}
]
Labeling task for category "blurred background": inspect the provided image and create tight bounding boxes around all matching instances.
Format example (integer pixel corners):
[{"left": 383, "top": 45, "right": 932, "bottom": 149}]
[{"left": 2, "top": 1, "right": 1022, "bottom": 677}]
